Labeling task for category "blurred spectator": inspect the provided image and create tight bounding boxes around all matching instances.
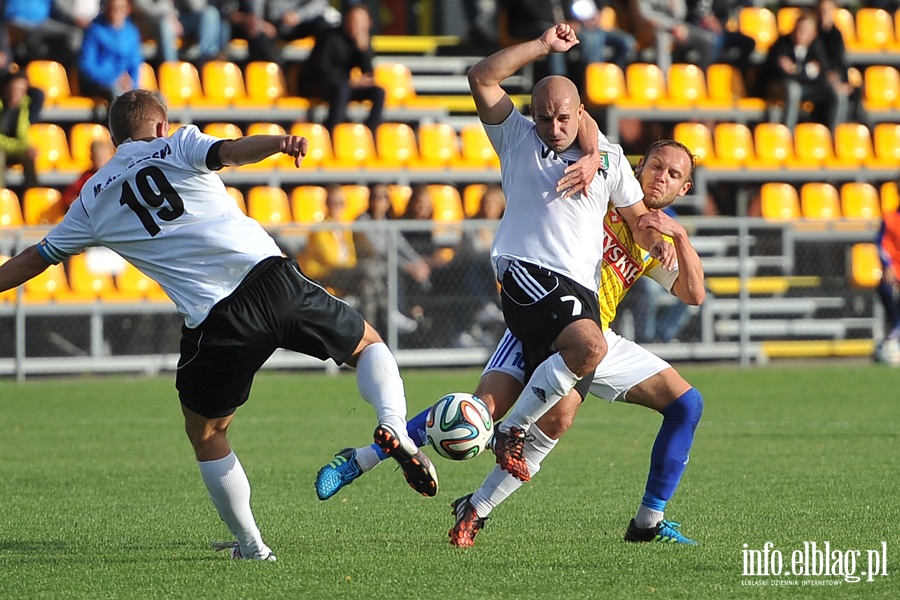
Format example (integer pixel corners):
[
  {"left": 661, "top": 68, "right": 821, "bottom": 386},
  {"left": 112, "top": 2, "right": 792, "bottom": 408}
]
[
  {"left": 815, "top": 0, "right": 864, "bottom": 125},
  {"left": 754, "top": 11, "right": 846, "bottom": 131},
  {"left": 463, "top": 0, "right": 498, "bottom": 47},
  {"left": 638, "top": 0, "right": 717, "bottom": 75},
  {"left": 352, "top": 182, "right": 427, "bottom": 333},
  {"left": 131, "top": 0, "right": 225, "bottom": 66},
  {"left": 223, "top": 0, "right": 282, "bottom": 64},
  {"left": 297, "top": 183, "right": 361, "bottom": 293},
  {"left": 60, "top": 138, "right": 114, "bottom": 209},
  {"left": 568, "top": 0, "right": 636, "bottom": 72},
  {"left": 78, "top": 0, "right": 142, "bottom": 105},
  {"left": 52, "top": 0, "right": 102, "bottom": 30},
  {"left": 295, "top": 4, "right": 385, "bottom": 132},
  {"left": 876, "top": 198, "right": 900, "bottom": 344},
  {"left": 262, "top": 0, "right": 340, "bottom": 43},
  {"left": 687, "top": 0, "right": 755, "bottom": 72},
  {"left": 502, "top": 0, "right": 567, "bottom": 77},
  {"left": 3, "top": 0, "right": 83, "bottom": 67},
  {"left": 0, "top": 71, "right": 39, "bottom": 193}
]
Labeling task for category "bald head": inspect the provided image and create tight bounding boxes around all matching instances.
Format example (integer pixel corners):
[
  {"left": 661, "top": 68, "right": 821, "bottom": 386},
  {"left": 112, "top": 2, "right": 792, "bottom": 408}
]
[{"left": 530, "top": 76, "right": 583, "bottom": 153}]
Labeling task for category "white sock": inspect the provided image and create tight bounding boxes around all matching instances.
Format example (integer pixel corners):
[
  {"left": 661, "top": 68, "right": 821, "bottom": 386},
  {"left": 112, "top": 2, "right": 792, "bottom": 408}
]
[
  {"left": 470, "top": 425, "right": 558, "bottom": 517},
  {"left": 502, "top": 353, "right": 580, "bottom": 432},
  {"left": 355, "top": 342, "right": 408, "bottom": 435},
  {"left": 354, "top": 444, "right": 382, "bottom": 472},
  {"left": 635, "top": 505, "right": 665, "bottom": 529},
  {"left": 198, "top": 451, "right": 266, "bottom": 556}
]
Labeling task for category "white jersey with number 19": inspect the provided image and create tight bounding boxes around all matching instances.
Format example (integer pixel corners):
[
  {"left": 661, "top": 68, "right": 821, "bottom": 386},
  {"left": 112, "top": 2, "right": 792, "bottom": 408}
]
[{"left": 37, "top": 125, "right": 283, "bottom": 328}]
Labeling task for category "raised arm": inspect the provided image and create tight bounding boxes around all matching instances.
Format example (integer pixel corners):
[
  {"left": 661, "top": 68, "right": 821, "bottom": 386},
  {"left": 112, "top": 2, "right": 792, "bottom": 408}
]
[
  {"left": 0, "top": 246, "right": 52, "bottom": 293},
  {"left": 640, "top": 211, "right": 706, "bottom": 304},
  {"left": 467, "top": 23, "right": 579, "bottom": 125},
  {"left": 218, "top": 135, "right": 309, "bottom": 168}
]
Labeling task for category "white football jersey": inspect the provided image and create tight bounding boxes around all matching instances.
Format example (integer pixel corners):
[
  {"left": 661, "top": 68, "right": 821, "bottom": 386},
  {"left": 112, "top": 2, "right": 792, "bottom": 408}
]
[
  {"left": 38, "top": 125, "right": 283, "bottom": 328},
  {"left": 485, "top": 109, "right": 643, "bottom": 291}
]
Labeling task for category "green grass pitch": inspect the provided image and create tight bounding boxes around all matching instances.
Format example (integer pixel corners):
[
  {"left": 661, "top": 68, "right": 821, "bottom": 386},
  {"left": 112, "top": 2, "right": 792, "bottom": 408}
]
[{"left": 0, "top": 364, "right": 898, "bottom": 599}]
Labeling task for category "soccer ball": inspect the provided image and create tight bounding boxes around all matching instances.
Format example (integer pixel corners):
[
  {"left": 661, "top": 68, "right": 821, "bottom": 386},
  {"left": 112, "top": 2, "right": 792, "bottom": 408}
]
[
  {"left": 876, "top": 336, "right": 900, "bottom": 366},
  {"left": 426, "top": 393, "right": 494, "bottom": 461}
]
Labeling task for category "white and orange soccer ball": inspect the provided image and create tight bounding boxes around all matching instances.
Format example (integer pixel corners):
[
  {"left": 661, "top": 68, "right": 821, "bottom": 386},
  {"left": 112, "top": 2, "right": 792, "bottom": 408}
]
[{"left": 426, "top": 393, "right": 494, "bottom": 461}]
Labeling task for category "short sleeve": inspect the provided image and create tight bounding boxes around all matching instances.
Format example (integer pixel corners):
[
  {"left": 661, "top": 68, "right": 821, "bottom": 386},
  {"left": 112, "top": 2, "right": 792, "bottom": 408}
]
[
  {"left": 482, "top": 110, "right": 533, "bottom": 163},
  {"left": 608, "top": 149, "right": 644, "bottom": 209},
  {"left": 171, "top": 125, "right": 221, "bottom": 173},
  {"left": 37, "top": 199, "right": 97, "bottom": 264}
]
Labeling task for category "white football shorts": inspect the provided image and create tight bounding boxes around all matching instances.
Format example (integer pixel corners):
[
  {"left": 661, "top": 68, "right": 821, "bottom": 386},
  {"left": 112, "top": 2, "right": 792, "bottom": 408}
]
[{"left": 482, "top": 328, "right": 670, "bottom": 402}]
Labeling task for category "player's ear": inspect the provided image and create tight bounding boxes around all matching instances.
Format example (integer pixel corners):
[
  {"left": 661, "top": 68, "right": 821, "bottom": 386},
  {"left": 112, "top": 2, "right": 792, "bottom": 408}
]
[
  {"left": 155, "top": 120, "right": 168, "bottom": 138},
  {"left": 679, "top": 180, "right": 692, "bottom": 197},
  {"left": 634, "top": 158, "right": 645, "bottom": 177}
]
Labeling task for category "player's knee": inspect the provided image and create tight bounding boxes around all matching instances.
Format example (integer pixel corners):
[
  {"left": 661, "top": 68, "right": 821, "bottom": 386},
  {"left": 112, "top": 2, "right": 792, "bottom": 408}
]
[
  {"left": 568, "top": 334, "right": 606, "bottom": 376},
  {"left": 665, "top": 387, "right": 704, "bottom": 427}
]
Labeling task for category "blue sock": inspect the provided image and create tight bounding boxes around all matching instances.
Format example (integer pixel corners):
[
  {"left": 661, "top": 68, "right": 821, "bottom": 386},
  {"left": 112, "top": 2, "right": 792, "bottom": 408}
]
[
  {"left": 641, "top": 387, "right": 704, "bottom": 512},
  {"left": 370, "top": 406, "right": 432, "bottom": 461}
]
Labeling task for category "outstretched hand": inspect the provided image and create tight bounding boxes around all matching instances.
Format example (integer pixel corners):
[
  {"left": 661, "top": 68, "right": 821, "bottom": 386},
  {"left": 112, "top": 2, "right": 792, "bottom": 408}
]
[
  {"left": 557, "top": 152, "right": 600, "bottom": 198},
  {"left": 541, "top": 23, "right": 579, "bottom": 53},
  {"left": 281, "top": 135, "right": 309, "bottom": 168}
]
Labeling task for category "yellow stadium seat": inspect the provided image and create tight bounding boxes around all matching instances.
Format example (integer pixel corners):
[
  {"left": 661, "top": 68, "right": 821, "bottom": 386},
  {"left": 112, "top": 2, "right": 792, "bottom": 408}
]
[
  {"left": 739, "top": 7, "right": 778, "bottom": 53},
  {"left": 28, "top": 123, "right": 79, "bottom": 173},
  {"left": 463, "top": 183, "right": 488, "bottom": 218},
  {"left": 753, "top": 122, "right": 796, "bottom": 167},
  {"left": 332, "top": 123, "right": 380, "bottom": 168},
  {"left": 841, "top": 182, "right": 881, "bottom": 220},
  {"left": 849, "top": 243, "right": 882, "bottom": 288},
  {"left": 428, "top": 184, "right": 465, "bottom": 222},
  {"left": 243, "top": 123, "right": 293, "bottom": 169},
  {"left": 375, "top": 122, "right": 422, "bottom": 168},
  {"left": 0, "top": 256, "right": 19, "bottom": 302},
  {"left": 760, "top": 183, "right": 801, "bottom": 221},
  {"left": 159, "top": 61, "right": 205, "bottom": 108},
  {"left": 834, "top": 123, "right": 875, "bottom": 167},
  {"left": 800, "top": 182, "right": 841, "bottom": 219},
  {"left": 0, "top": 189, "right": 23, "bottom": 227},
  {"left": 23, "top": 187, "right": 65, "bottom": 225},
  {"left": 856, "top": 8, "right": 895, "bottom": 50},
  {"left": 460, "top": 122, "right": 500, "bottom": 168},
  {"left": 203, "top": 122, "right": 243, "bottom": 139},
  {"left": 24, "top": 263, "right": 78, "bottom": 303},
  {"left": 245, "top": 61, "right": 308, "bottom": 109},
  {"left": 666, "top": 63, "right": 709, "bottom": 107},
  {"left": 139, "top": 62, "right": 158, "bottom": 91},
  {"left": 340, "top": 184, "right": 370, "bottom": 221},
  {"left": 834, "top": 8, "right": 857, "bottom": 47},
  {"left": 116, "top": 262, "right": 170, "bottom": 301},
  {"left": 418, "top": 122, "right": 464, "bottom": 168},
  {"left": 712, "top": 122, "right": 757, "bottom": 167},
  {"left": 67, "top": 252, "right": 135, "bottom": 301},
  {"left": 792, "top": 122, "right": 839, "bottom": 167},
  {"left": 625, "top": 63, "right": 666, "bottom": 106},
  {"left": 374, "top": 62, "right": 415, "bottom": 107},
  {"left": 69, "top": 122, "right": 112, "bottom": 171},
  {"left": 585, "top": 62, "right": 625, "bottom": 106},
  {"left": 388, "top": 184, "right": 411, "bottom": 216},
  {"left": 673, "top": 122, "right": 713, "bottom": 167},
  {"left": 25, "top": 60, "right": 94, "bottom": 108},
  {"left": 201, "top": 60, "right": 247, "bottom": 107},
  {"left": 290, "top": 186, "right": 327, "bottom": 224},
  {"left": 872, "top": 123, "right": 900, "bottom": 168},
  {"left": 777, "top": 7, "right": 802, "bottom": 35},
  {"left": 248, "top": 186, "right": 291, "bottom": 225},
  {"left": 290, "top": 122, "right": 335, "bottom": 169},
  {"left": 881, "top": 181, "right": 900, "bottom": 214},
  {"left": 225, "top": 186, "right": 247, "bottom": 214},
  {"left": 706, "top": 63, "right": 766, "bottom": 110},
  {"left": 864, "top": 65, "right": 900, "bottom": 111}
]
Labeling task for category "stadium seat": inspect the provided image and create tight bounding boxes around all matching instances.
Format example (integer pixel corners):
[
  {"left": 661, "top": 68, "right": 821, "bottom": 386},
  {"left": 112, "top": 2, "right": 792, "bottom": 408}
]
[
  {"left": 23, "top": 262, "right": 80, "bottom": 303},
  {"left": 863, "top": 65, "right": 900, "bottom": 111},
  {"left": 158, "top": 61, "right": 205, "bottom": 108},
  {"left": 0, "top": 189, "right": 23, "bottom": 227},
  {"left": 388, "top": 184, "right": 411, "bottom": 216},
  {"left": 833, "top": 8, "right": 857, "bottom": 48},
  {"left": 225, "top": 186, "right": 247, "bottom": 214},
  {"left": 25, "top": 60, "right": 94, "bottom": 108},
  {"left": 760, "top": 183, "right": 801, "bottom": 221},
  {"left": 244, "top": 61, "right": 309, "bottom": 109},
  {"left": 463, "top": 183, "right": 488, "bottom": 217},
  {"left": 69, "top": 122, "right": 112, "bottom": 171},
  {"left": 841, "top": 182, "right": 881, "bottom": 220},
  {"left": 777, "top": 6, "right": 802, "bottom": 35},
  {"left": 792, "top": 122, "right": 839, "bottom": 167},
  {"left": 28, "top": 123, "right": 78, "bottom": 173},
  {"left": 739, "top": 7, "right": 778, "bottom": 53},
  {"left": 23, "top": 187, "right": 65, "bottom": 225},
  {"left": 833, "top": 123, "right": 875, "bottom": 167},
  {"left": 203, "top": 122, "right": 243, "bottom": 139},
  {"left": 418, "top": 122, "right": 463, "bottom": 168},
  {"left": 290, "top": 185, "right": 327, "bottom": 224},
  {"left": 67, "top": 252, "right": 133, "bottom": 301},
  {"left": 139, "top": 62, "right": 158, "bottom": 91},
  {"left": 666, "top": 63, "right": 708, "bottom": 107},
  {"left": 849, "top": 243, "right": 882, "bottom": 288},
  {"left": 872, "top": 123, "right": 900, "bottom": 167},
  {"left": 753, "top": 122, "right": 796, "bottom": 167},
  {"left": 115, "top": 262, "right": 169, "bottom": 301},
  {"left": 855, "top": 8, "right": 895, "bottom": 50},
  {"left": 0, "top": 256, "right": 18, "bottom": 302},
  {"left": 332, "top": 123, "right": 380, "bottom": 168},
  {"left": 881, "top": 181, "right": 900, "bottom": 214},
  {"left": 585, "top": 62, "right": 625, "bottom": 106},
  {"left": 673, "top": 122, "right": 713, "bottom": 166},
  {"left": 341, "top": 184, "right": 370, "bottom": 221},
  {"left": 374, "top": 62, "right": 415, "bottom": 107},
  {"left": 624, "top": 63, "right": 666, "bottom": 106},
  {"left": 800, "top": 182, "right": 841, "bottom": 219},
  {"left": 290, "top": 122, "right": 336, "bottom": 169},
  {"left": 460, "top": 123, "right": 500, "bottom": 168},
  {"left": 428, "top": 184, "right": 465, "bottom": 222},
  {"left": 244, "top": 123, "right": 293, "bottom": 169},
  {"left": 202, "top": 60, "right": 258, "bottom": 108},
  {"left": 375, "top": 122, "right": 422, "bottom": 168},
  {"left": 247, "top": 186, "right": 291, "bottom": 225},
  {"left": 712, "top": 122, "right": 757, "bottom": 167},
  {"left": 706, "top": 63, "right": 766, "bottom": 110}
]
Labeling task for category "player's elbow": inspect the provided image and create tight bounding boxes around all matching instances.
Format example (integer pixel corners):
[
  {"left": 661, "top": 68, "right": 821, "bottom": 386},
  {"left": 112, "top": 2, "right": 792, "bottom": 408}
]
[{"left": 680, "top": 286, "right": 706, "bottom": 306}]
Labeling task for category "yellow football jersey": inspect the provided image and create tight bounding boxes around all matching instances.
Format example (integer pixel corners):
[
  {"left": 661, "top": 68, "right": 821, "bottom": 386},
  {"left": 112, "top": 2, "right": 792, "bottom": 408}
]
[{"left": 599, "top": 208, "right": 671, "bottom": 329}]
